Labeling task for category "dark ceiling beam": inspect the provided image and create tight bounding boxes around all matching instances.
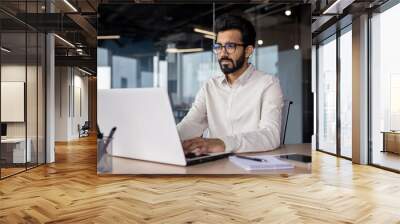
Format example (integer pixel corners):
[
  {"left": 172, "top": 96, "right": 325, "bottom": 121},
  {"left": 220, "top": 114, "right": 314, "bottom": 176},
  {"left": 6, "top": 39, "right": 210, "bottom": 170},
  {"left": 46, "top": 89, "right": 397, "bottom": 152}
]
[
  {"left": 55, "top": 55, "right": 96, "bottom": 72},
  {"left": 51, "top": 0, "right": 97, "bottom": 47},
  {"left": 86, "top": 0, "right": 97, "bottom": 11},
  {"left": 67, "top": 13, "right": 97, "bottom": 46},
  {"left": 12, "top": 13, "right": 81, "bottom": 32}
]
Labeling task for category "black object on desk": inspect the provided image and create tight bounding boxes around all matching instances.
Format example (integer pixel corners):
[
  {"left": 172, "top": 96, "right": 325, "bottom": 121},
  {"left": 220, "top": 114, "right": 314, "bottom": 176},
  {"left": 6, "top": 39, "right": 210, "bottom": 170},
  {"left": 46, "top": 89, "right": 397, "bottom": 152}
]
[
  {"left": 279, "top": 154, "right": 311, "bottom": 163},
  {"left": 235, "top": 155, "right": 268, "bottom": 163},
  {"left": 97, "top": 126, "right": 116, "bottom": 173},
  {"left": 103, "top": 127, "right": 117, "bottom": 152},
  {"left": 97, "top": 123, "right": 103, "bottom": 139}
]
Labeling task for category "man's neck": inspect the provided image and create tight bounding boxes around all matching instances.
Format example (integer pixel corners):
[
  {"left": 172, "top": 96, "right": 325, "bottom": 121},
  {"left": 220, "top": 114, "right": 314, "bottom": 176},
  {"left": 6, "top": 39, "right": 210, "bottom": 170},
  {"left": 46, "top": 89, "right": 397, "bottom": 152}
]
[{"left": 226, "top": 63, "right": 250, "bottom": 85}]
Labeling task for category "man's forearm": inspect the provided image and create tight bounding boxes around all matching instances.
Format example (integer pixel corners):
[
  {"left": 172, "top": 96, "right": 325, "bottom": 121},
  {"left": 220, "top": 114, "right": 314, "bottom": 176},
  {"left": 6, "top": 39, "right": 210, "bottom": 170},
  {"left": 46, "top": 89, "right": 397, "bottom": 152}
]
[{"left": 220, "top": 127, "right": 281, "bottom": 153}]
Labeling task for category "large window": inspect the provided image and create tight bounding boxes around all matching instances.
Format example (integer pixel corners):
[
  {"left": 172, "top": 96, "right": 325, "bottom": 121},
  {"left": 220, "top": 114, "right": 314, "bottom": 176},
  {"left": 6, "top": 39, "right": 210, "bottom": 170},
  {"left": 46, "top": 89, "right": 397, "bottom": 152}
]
[
  {"left": 370, "top": 2, "right": 400, "bottom": 171},
  {"left": 316, "top": 24, "right": 353, "bottom": 159},
  {"left": 339, "top": 27, "right": 352, "bottom": 158},
  {"left": 317, "top": 35, "right": 337, "bottom": 154}
]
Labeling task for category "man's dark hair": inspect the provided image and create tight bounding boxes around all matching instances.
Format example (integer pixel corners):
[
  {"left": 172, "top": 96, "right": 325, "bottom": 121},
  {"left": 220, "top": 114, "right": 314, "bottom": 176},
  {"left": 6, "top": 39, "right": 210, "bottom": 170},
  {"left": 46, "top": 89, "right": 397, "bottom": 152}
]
[{"left": 215, "top": 15, "right": 256, "bottom": 47}]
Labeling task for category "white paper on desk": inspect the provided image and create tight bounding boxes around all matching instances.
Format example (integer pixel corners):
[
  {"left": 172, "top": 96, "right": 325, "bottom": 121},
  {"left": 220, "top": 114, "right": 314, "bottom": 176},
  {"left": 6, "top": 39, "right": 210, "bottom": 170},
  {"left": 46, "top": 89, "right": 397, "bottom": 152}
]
[{"left": 229, "top": 155, "right": 294, "bottom": 171}]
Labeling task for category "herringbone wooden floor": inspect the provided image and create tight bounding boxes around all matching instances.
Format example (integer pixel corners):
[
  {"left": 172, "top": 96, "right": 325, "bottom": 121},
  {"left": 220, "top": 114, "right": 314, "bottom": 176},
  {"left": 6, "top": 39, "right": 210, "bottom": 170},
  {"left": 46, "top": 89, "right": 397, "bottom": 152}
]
[{"left": 1, "top": 136, "right": 400, "bottom": 224}]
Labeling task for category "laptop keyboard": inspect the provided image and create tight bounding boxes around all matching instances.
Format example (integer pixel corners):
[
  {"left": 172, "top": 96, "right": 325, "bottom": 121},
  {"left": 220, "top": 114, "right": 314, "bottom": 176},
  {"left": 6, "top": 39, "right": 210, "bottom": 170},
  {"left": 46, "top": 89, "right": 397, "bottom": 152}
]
[{"left": 185, "top": 152, "right": 209, "bottom": 159}]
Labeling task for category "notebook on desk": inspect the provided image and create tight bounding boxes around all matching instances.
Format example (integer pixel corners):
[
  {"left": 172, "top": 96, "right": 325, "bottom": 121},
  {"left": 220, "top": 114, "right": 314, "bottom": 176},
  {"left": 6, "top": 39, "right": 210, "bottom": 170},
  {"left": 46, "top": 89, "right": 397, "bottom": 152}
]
[{"left": 229, "top": 155, "right": 294, "bottom": 171}]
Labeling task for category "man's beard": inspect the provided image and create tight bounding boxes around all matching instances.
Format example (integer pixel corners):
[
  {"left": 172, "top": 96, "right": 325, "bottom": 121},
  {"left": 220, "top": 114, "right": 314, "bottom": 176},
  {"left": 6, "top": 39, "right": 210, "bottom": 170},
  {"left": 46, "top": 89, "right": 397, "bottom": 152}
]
[{"left": 218, "top": 52, "right": 246, "bottom": 75}]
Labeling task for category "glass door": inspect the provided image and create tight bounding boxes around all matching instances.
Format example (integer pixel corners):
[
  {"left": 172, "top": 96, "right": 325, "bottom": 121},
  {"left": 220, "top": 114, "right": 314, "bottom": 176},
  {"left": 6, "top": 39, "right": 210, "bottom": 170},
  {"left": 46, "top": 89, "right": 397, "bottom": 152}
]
[
  {"left": 370, "top": 2, "right": 400, "bottom": 171},
  {"left": 339, "top": 26, "right": 352, "bottom": 158},
  {"left": 1, "top": 30, "right": 28, "bottom": 178},
  {"left": 317, "top": 35, "right": 337, "bottom": 154},
  {"left": 0, "top": 1, "right": 47, "bottom": 179}
]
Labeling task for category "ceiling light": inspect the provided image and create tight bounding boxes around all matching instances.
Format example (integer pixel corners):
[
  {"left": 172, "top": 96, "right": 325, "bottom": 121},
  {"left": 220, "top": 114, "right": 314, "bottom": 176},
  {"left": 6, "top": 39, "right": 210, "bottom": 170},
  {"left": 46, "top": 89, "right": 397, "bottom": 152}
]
[
  {"left": 194, "top": 28, "right": 215, "bottom": 37},
  {"left": 294, "top": 44, "right": 300, "bottom": 50},
  {"left": 166, "top": 48, "right": 204, "bottom": 53},
  {"left": 257, "top": 40, "right": 264, "bottom": 45},
  {"left": 63, "top": 0, "right": 78, "bottom": 12},
  {"left": 78, "top": 67, "right": 92, "bottom": 76},
  {"left": 97, "top": 35, "right": 121, "bottom": 40},
  {"left": 1, "top": 47, "right": 11, "bottom": 53},
  {"left": 54, "top": 34, "right": 75, "bottom": 48},
  {"left": 76, "top": 48, "right": 83, "bottom": 52},
  {"left": 285, "top": 9, "right": 292, "bottom": 16},
  {"left": 41, "top": 5, "right": 46, "bottom": 10},
  {"left": 204, "top": 34, "right": 216, "bottom": 40}
]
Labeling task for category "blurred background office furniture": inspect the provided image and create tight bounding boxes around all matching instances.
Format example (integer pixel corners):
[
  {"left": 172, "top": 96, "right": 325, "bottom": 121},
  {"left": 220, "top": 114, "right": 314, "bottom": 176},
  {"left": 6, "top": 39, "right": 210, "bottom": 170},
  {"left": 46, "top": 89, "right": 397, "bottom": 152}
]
[
  {"left": 79, "top": 121, "right": 91, "bottom": 138},
  {"left": 381, "top": 131, "right": 400, "bottom": 154},
  {"left": 1, "top": 138, "right": 32, "bottom": 165}
]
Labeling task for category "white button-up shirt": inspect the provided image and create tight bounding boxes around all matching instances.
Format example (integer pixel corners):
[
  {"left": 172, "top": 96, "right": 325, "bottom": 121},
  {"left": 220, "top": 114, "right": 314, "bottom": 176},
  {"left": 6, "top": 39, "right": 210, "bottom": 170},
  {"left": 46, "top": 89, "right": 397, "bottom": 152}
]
[{"left": 177, "top": 64, "right": 284, "bottom": 153}]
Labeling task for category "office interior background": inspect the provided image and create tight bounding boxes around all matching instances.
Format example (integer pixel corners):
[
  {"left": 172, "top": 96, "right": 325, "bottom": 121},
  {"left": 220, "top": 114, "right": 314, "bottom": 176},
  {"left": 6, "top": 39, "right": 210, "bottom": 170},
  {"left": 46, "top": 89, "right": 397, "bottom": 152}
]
[{"left": 0, "top": 0, "right": 399, "bottom": 175}]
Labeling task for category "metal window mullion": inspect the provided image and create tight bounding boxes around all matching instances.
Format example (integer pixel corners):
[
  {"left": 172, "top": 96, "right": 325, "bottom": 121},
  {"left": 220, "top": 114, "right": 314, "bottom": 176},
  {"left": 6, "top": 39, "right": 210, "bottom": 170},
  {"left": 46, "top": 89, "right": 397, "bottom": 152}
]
[
  {"left": 336, "top": 29, "right": 341, "bottom": 157},
  {"left": 316, "top": 44, "right": 320, "bottom": 150},
  {"left": 36, "top": 5, "right": 39, "bottom": 167},
  {"left": 367, "top": 11, "right": 373, "bottom": 165},
  {"left": 25, "top": 0, "right": 28, "bottom": 171}
]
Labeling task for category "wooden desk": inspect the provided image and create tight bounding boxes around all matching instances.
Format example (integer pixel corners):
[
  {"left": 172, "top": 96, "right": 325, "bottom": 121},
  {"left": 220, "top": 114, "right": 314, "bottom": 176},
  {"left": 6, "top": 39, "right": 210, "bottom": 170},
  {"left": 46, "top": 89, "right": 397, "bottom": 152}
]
[
  {"left": 1, "top": 138, "right": 32, "bottom": 164},
  {"left": 98, "top": 144, "right": 311, "bottom": 175}
]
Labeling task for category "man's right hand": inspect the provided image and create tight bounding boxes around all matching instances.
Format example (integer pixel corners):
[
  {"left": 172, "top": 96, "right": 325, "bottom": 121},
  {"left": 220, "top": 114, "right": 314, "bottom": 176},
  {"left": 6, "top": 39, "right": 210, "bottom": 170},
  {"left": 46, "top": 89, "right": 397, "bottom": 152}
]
[{"left": 182, "top": 137, "right": 225, "bottom": 155}]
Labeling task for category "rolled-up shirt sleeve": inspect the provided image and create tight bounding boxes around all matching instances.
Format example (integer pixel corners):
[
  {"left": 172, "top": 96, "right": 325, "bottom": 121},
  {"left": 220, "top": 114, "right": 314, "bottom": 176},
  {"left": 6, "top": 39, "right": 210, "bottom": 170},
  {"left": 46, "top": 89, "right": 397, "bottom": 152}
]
[
  {"left": 176, "top": 85, "right": 208, "bottom": 141},
  {"left": 220, "top": 78, "right": 284, "bottom": 153}
]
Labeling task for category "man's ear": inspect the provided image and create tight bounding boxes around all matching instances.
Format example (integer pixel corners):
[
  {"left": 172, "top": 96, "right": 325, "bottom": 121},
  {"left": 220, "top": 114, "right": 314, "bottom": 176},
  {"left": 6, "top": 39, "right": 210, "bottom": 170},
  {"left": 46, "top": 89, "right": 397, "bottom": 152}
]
[{"left": 245, "top": 45, "right": 254, "bottom": 58}]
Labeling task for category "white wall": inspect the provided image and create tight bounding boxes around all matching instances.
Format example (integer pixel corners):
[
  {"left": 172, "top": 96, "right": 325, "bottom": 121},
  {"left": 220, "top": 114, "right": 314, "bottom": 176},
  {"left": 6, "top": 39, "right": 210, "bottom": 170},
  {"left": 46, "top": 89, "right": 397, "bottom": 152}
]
[
  {"left": 55, "top": 67, "right": 89, "bottom": 141},
  {"left": 1, "top": 65, "right": 39, "bottom": 138}
]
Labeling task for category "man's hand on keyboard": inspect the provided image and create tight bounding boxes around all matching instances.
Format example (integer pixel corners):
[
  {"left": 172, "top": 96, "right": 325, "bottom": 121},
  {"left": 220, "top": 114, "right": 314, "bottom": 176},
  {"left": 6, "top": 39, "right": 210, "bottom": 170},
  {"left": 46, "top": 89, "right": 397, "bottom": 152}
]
[{"left": 182, "top": 137, "right": 225, "bottom": 155}]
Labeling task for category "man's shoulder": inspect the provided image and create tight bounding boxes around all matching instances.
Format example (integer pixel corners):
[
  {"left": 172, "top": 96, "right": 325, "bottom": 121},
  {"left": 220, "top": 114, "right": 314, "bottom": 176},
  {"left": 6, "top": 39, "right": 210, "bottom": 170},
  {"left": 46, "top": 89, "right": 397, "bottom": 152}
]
[
  {"left": 251, "top": 69, "right": 280, "bottom": 84},
  {"left": 204, "top": 74, "right": 225, "bottom": 87}
]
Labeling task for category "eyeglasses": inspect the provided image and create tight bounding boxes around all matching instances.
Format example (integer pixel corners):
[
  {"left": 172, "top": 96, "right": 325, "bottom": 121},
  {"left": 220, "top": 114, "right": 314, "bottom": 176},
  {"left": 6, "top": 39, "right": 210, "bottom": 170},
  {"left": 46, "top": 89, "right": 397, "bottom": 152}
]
[{"left": 212, "top": 42, "right": 245, "bottom": 54}]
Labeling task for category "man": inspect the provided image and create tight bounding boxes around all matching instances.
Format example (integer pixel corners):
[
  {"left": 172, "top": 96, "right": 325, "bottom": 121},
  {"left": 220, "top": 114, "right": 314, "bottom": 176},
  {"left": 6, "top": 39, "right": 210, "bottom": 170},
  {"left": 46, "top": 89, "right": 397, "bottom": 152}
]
[{"left": 177, "top": 15, "right": 284, "bottom": 155}]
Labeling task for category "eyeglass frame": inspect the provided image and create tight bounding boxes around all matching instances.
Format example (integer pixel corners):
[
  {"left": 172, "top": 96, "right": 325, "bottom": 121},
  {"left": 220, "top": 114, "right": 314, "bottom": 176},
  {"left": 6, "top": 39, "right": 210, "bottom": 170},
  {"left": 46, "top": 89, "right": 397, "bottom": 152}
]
[{"left": 212, "top": 42, "right": 246, "bottom": 54}]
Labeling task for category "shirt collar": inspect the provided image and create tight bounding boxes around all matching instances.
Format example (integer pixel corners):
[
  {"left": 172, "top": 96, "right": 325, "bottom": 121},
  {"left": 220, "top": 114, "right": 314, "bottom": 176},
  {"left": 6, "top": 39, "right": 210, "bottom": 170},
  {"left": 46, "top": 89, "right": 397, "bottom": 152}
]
[{"left": 219, "top": 64, "right": 255, "bottom": 86}]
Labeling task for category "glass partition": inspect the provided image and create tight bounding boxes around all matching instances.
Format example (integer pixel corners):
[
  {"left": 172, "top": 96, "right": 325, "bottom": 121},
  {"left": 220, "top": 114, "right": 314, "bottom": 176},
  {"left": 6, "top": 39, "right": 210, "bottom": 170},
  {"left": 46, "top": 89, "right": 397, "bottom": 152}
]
[
  {"left": 38, "top": 31, "right": 45, "bottom": 165},
  {"left": 0, "top": 1, "right": 46, "bottom": 179},
  {"left": 27, "top": 30, "right": 38, "bottom": 169},
  {"left": 1, "top": 30, "right": 28, "bottom": 177},
  {"left": 317, "top": 35, "right": 337, "bottom": 154},
  {"left": 339, "top": 26, "right": 352, "bottom": 158}
]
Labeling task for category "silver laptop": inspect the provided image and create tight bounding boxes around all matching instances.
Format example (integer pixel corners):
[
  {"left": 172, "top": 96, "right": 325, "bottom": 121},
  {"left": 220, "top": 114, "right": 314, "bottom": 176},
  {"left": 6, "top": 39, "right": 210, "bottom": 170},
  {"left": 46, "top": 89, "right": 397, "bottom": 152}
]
[{"left": 97, "top": 88, "right": 231, "bottom": 166}]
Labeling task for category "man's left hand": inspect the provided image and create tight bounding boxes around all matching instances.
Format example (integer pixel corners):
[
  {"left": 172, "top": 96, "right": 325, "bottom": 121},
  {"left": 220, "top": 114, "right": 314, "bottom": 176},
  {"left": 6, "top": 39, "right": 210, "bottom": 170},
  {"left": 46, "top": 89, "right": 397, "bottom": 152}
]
[{"left": 182, "top": 137, "right": 225, "bottom": 155}]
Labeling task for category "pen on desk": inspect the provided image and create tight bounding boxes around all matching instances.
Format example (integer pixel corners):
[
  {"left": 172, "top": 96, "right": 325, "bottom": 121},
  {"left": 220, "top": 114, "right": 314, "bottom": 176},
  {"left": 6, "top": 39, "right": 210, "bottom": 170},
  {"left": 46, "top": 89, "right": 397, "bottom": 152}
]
[
  {"left": 97, "top": 123, "right": 103, "bottom": 139},
  {"left": 103, "top": 127, "right": 117, "bottom": 152},
  {"left": 235, "top": 155, "right": 268, "bottom": 163}
]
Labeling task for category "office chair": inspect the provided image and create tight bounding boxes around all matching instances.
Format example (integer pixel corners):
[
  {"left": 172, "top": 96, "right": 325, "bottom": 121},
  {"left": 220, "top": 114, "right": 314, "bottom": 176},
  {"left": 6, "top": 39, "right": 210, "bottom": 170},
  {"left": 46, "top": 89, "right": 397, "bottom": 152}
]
[
  {"left": 78, "top": 121, "right": 90, "bottom": 138},
  {"left": 280, "top": 100, "right": 293, "bottom": 145}
]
